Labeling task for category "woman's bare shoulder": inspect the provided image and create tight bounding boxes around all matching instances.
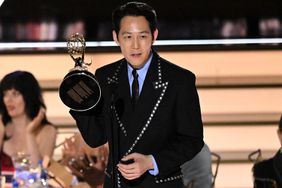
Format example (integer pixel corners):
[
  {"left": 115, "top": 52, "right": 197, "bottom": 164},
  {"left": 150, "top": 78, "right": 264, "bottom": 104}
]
[{"left": 39, "top": 124, "right": 57, "bottom": 136}]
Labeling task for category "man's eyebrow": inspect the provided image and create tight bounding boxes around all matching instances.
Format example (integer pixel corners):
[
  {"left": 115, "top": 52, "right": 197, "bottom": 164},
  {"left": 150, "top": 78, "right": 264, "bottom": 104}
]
[
  {"left": 121, "top": 31, "right": 132, "bottom": 35},
  {"left": 121, "top": 31, "right": 150, "bottom": 35},
  {"left": 140, "top": 31, "right": 150, "bottom": 34}
]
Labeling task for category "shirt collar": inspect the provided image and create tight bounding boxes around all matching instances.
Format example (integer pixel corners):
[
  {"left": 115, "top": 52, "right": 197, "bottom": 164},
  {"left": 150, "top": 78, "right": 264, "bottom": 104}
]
[{"left": 127, "top": 53, "right": 153, "bottom": 82}]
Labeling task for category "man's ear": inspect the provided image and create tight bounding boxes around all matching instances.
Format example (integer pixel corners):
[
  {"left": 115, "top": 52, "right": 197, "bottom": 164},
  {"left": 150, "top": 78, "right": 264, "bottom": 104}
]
[
  {"left": 152, "top": 29, "right": 159, "bottom": 44},
  {"left": 112, "top": 30, "right": 119, "bottom": 45}
]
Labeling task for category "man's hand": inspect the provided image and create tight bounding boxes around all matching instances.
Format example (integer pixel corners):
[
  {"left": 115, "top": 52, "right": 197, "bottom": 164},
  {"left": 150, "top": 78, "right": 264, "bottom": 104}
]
[{"left": 117, "top": 153, "right": 154, "bottom": 180}]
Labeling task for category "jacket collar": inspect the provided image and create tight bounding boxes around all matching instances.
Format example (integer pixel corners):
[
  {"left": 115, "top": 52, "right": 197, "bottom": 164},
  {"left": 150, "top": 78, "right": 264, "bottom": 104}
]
[{"left": 106, "top": 51, "right": 169, "bottom": 156}]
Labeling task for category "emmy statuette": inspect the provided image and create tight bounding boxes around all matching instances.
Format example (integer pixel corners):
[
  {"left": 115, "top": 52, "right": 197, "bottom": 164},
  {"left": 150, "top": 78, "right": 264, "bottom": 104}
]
[{"left": 59, "top": 33, "right": 101, "bottom": 111}]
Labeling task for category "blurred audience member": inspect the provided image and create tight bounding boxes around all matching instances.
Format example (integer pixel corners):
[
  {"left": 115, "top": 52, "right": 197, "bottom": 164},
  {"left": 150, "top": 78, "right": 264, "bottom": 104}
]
[
  {"left": 252, "top": 115, "right": 282, "bottom": 188},
  {"left": 259, "top": 18, "right": 282, "bottom": 37},
  {"left": 63, "top": 20, "right": 85, "bottom": 40},
  {"left": 0, "top": 70, "right": 57, "bottom": 171},
  {"left": 61, "top": 132, "right": 108, "bottom": 188},
  {"left": 221, "top": 19, "right": 247, "bottom": 38},
  {"left": 181, "top": 143, "right": 213, "bottom": 188}
]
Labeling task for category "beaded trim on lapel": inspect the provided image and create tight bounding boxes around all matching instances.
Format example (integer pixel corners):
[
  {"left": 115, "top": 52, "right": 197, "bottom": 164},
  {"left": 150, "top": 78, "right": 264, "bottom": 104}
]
[
  {"left": 107, "top": 61, "right": 123, "bottom": 84},
  {"left": 113, "top": 105, "right": 127, "bottom": 136},
  {"left": 106, "top": 61, "right": 128, "bottom": 137},
  {"left": 155, "top": 174, "right": 184, "bottom": 184},
  {"left": 123, "top": 58, "right": 169, "bottom": 156},
  {"left": 106, "top": 58, "right": 174, "bottom": 187},
  {"left": 104, "top": 61, "right": 125, "bottom": 184}
]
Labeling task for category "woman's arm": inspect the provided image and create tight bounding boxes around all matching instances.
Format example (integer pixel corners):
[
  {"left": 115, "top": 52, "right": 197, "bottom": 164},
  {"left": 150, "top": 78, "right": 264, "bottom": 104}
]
[
  {"left": 38, "top": 125, "right": 57, "bottom": 159},
  {"left": 26, "top": 108, "right": 57, "bottom": 167}
]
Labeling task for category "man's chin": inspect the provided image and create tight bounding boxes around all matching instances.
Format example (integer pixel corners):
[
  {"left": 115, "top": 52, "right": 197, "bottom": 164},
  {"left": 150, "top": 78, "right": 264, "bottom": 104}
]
[{"left": 127, "top": 61, "right": 146, "bottom": 69}]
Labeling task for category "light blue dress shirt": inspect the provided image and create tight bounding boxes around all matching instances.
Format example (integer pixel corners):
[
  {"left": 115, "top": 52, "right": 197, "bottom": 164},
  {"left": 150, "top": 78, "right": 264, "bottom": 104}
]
[
  {"left": 127, "top": 53, "right": 152, "bottom": 96},
  {"left": 127, "top": 53, "right": 159, "bottom": 176}
]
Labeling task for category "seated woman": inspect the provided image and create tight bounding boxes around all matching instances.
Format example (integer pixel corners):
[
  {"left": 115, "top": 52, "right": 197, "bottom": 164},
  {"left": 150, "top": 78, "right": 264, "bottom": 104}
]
[
  {"left": 61, "top": 132, "right": 109, "bottom": 188},
  {"left": 252, "top": 115, "right": 282, "bottom": 188},
  {"left": 0, "top": 71, "right": 57, "bottom": 174}
]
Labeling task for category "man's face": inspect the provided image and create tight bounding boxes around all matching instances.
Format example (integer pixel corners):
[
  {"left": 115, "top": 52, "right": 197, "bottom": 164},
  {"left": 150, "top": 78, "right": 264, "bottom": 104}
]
[{"left": 113, "top": 16, "right": 158, "bottom": 69}]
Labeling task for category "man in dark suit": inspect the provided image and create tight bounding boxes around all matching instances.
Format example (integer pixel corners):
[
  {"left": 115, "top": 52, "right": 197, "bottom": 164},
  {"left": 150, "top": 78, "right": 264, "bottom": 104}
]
[
  {"left": 70, "top": 2, "right": 204, "bottom": 188},
  {"left": 253, "top": 115, "right": 282, "bottom": 188}
]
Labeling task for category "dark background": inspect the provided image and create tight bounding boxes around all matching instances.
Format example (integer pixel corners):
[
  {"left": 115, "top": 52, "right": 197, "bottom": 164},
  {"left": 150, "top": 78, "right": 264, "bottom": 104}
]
[
  {"left": 0, "top": 0, "right": 282, "bottom": 41},
  {"left": 2, "top": 0, "right": 282, "bottom": 20}
]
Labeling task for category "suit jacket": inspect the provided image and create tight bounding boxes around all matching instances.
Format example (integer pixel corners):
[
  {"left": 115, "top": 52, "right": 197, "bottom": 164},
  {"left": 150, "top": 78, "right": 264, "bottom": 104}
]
[
  {"left": 70, "top": 51, "right": 204, "bottom": 188},
  {"left": 253, "top": 150, "right": 282, "bottom": 188}
]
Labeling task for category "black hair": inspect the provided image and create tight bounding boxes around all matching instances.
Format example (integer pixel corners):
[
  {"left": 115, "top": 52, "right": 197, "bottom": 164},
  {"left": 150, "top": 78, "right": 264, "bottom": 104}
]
[
  {"left": 0, "top": 71, "right": 49, "bottom": 125},
  {"left": 112, "top": 1, "right": 157, "bottom": 38}
]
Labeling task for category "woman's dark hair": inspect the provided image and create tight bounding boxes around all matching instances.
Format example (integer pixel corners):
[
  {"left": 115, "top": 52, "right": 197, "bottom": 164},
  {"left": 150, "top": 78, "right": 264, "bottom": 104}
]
[
  {"left": 0, "top": 71, "right": 49, "bottom": 125},
  {"left": 112, "top": 1, "right": 157, "bottom": 38}
]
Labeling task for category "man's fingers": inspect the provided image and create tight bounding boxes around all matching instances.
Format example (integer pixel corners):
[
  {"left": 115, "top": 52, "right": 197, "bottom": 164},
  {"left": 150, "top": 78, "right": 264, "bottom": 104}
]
[
  {"left": 117, "top": 162, "right": 136, "bottom": 169},
  {"left": 118, "top": 162, "right": 144, "bottom": 180},
  {"left": 120, "top": 173, "right": 138, "bottom": 180},
  {"left": 119, "top": 169, "right": 140, "bottom": 180},
  {"left": 118, "top": 168, "right": 138, "bottom": 179},
  {"left": 117, "top": 153, "right": 150, "bottom": 180},
  {"left": 121, "top": 152, "right": 139, "bottom": 161},
  {"left": 118, "top": 164, "right": 135, "bottom": 172},
  {"left": 118, "top": 167, "right": 134, "bottom": 175}
]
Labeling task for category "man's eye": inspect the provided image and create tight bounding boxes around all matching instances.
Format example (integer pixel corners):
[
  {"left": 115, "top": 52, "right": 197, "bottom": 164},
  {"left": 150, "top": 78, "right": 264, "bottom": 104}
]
[{"left": 124, "top": 35, "right": 131, "bottom": 39}]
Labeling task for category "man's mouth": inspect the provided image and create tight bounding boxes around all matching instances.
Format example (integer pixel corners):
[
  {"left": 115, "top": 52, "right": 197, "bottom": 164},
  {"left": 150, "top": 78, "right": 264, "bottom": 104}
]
[{"left": 131, "top": 53, "right": 141, "bottom": 57}]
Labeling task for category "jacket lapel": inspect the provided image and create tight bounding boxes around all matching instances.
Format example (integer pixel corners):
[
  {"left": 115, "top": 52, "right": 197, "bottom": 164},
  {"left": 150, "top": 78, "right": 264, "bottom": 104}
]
[
  {"left": 107, "top": 60, "right": 132, "bottom": 138},
  {"left": 106, "top": 53, "right": 169, "bottom": 158},
  {"left": 122, "top": 53, "right": 169, "bottom": 157},
  {"left": 127, "top": 54, "right": 161, "bottom": 128}
]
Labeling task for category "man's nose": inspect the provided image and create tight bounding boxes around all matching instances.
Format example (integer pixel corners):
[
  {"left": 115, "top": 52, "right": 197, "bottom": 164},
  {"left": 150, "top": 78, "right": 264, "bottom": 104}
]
[{"left": 132, "top": 37, "right": 140, "bottom": 49}]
